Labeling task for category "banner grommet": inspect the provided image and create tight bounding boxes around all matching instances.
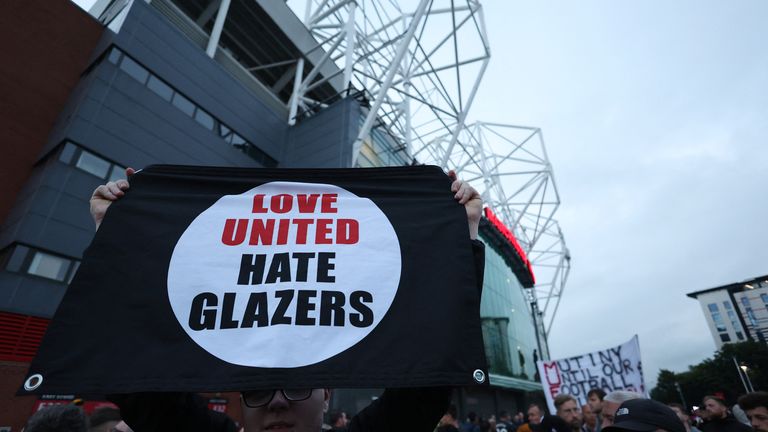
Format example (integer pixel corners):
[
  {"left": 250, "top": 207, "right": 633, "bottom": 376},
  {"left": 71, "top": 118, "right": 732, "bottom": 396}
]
[
  {"left": 473, "top": 369, "right": 486, "bottom": 383},
  {"left": 24, "top": 374, "right": 43, "bottom": 391}
]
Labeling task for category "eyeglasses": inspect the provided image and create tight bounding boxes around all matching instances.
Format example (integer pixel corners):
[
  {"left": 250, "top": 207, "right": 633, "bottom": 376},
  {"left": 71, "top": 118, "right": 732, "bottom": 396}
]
[{"left": 241, "top": 389, "right": 314, "bottom": 408}]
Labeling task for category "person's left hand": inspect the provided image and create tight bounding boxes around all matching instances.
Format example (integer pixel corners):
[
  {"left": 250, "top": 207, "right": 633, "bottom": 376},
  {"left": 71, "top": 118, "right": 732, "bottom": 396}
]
[{"left": 448, "top": 170, "right": 482, "bottom": 239}]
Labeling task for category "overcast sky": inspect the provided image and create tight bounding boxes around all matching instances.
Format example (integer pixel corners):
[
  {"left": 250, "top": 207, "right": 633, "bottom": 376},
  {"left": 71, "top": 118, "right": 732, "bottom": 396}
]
[
  {"left": 472, "top": 1, "right": 768, "bottom": 387},
  {"left": 73, "top": 0, "right": 767, "bottom": 388}
]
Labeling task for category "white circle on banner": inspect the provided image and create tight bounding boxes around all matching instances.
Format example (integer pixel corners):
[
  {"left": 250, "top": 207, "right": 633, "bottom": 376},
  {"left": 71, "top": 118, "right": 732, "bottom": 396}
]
[{"left": 167, "top": 181, "right": 401, "bottom": 367}]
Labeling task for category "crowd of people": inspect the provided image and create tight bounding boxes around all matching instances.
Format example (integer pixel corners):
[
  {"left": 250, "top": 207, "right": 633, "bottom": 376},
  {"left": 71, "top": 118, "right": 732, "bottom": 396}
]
[
  {"left": 435, "top": 389, "right": 768, "bottom": 432},
  {"left": 21, "top": 390, "right": 768, "bottom": 432}
]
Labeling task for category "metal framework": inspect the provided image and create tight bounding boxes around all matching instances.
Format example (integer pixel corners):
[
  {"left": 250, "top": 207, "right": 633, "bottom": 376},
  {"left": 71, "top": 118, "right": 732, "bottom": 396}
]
[{"left": 290, "top": 1, "right": 570, "bottom": 334}]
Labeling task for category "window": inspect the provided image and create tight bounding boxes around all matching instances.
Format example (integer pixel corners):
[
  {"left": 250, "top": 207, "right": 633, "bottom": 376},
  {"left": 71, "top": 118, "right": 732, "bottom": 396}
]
[
  {"left": 59, "top": 141, "right": 125, "bottom": 181},
  {"left": 711, "top": 311, "right": 727, "bottom": 332},
  {"left": 747, "top": 309, "right": 758, "bottom": 327},
  {"left": 761, "top": 293, "right": 768, "bottom": 307},
  {"left": 708, "top": 303, "right": 719, "bottom": 312},
  {"left": 107, "top": 47, "right": 122, "bottom": 65},
  {"left": 147, "top": 76, "right": 173, "bottom": 102},
  {"left": 742, "top": 296, "right": 752, "bottom": 307},
  {"left": 28, "top": 251, "right": 72, "bottom": 282},
  {"left": 3, "top": 244, "right": 79, "bottom": 284},
  {"left": 719, "top": 333, "right": 731, "bottom": 343},
  {"left": 194, "top": 109, "right": 215, "bottom": 130},
  {"left": 736, "top": 331, "right": 745, "bottom": 340},
  {"left": 724, "top": 301, "right": 733, "bottom": 310},
  {"left": 76, "top": 150, "right": 112, "bottom": 178},
  {"left": 172, "top": 93, "right": 196, "bottom": 117},
  {"left": 119, "top": 56, "right": 150, "bottom": 84}
]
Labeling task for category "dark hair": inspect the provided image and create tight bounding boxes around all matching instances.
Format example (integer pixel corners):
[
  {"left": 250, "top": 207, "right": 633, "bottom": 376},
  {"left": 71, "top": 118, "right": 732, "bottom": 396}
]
[
  {"left": 554, "top": 394, "right": 577, "bottom": 410},
  {"left": 88, "top": 407, "right": 121, "bottom": 428},
  {"left": 703, "top": 395, "right": 727, "bottom": 407},
  {"left": 739, "top": 392, "right": 768, "bottom": 411},
  {"left": 446, "top": 404, "right": 458, "bottom": 419},
  {"left": 588, "top": 388, "right": 606, "bottom": 400},
  {"left": 467, "top": 411, "right": 478, "bottom": 421},
  {"left": 528, "top": 403, "right": 545, "bottom": 414},
  {"left": 499, "top": 409, "right": 510, "bottom": 418},
  {"left": 25, "top": 405, "right": 87, "bottom": 432}
]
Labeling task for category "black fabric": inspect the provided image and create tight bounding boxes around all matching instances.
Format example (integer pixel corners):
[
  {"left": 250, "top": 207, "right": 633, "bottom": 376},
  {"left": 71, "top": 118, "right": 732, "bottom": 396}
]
[
  {"left": 700, "top": 415, "right": 752, "bottom": 432},
  {"left": 22, "top": 165, "right": 487, "bottom": 395},
  {"left": 531, "top": 415, "right": 572, "bottom": 432}
]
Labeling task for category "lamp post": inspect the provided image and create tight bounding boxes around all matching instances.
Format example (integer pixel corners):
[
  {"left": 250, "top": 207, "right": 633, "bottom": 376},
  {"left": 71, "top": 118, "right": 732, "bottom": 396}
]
[
  {"left": 740, "top": 363, "right": 755, "bottom": 393},
  {"left": 733, "top": 357, "right": 750, "bottom": 393}
]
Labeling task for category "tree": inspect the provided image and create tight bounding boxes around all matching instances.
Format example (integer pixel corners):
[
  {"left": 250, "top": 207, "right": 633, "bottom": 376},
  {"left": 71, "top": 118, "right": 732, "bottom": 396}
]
[{"left": 651, "top": 341, "right": 768, "bottom": 408}]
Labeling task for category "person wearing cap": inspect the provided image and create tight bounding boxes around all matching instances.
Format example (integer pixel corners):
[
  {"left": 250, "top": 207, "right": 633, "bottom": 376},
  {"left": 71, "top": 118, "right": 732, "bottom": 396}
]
[
  {"left": 602, "top": 391, "right": 644, "bottom": 428},
  {"left": 738, "top": 391, "right": 768, "bottom": 432},
  {"left": 602, "top": 399, "right": 686, "bottom": 432},
  {"left": 700, "top": 396, "right": 751, "bottom": 432}
]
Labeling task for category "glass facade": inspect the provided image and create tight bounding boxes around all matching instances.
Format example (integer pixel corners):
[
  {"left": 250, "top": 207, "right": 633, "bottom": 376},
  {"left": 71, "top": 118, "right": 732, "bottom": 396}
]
[{"left": 479, "top": 232, "right": 540, "bottom": 381}]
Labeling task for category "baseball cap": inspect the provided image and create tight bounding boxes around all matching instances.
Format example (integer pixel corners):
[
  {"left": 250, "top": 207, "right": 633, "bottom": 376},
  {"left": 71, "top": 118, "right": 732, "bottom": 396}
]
[{"left": 602, "top": 399, "right": 686, "bottom": 432}]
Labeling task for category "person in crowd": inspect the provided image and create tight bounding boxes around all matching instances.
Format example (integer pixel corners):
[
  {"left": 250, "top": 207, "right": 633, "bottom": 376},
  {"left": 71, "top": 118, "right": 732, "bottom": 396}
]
[
  {"left": 91, "top": 168, "right": 484, "bottom": 432},
  {"left": 517, "top": 403, "right": 543, "bottom": 432},
  {"left": 438, "top": 405, "right": 461, "bottom": 432},
  {"left": 88, "top": 406, "right": 122, "bottom": 432},
  {"left": 667, "top": 403, "right": 701, "bottom": 432},
  {"left": 514, "top": 412, "right": 526, "bottom": 427},
  {"left": 587, "top": 388, "right": 606, "bottom": 432},
  {"left": 602, "top": 399, "right": 685, "bottom": 432},
  {"left": 732, "top": 404, "right": 751, "bottom": 426},
  {"left": 497, "top": 410, "right": 516, "bottom": 432},
  {"left": 700, "top": 395, "right": 751, "bottom": 432},
  {"left": 530, "top": 403, "right": 571, "bottom": 432},
  {"left": 24, "top": 404, "right": 88, "bottom": 432},
  {"left": 600, "top": 391, "right": 643, "bottom": 428},
  {"left": 328, "top": 411, "right": 348, "bottom": 431},
  {"left": 738, "top": 391, "right": 768, "bottom": 432},
  {"left": 555, "top": 394, "right": 582, "bottom": 432},
  {"left": 461, "top": 412, "right": 481, "bottom": 432},
  {"left": 582, "top": 403, "right": 598, "bottom": 432}
]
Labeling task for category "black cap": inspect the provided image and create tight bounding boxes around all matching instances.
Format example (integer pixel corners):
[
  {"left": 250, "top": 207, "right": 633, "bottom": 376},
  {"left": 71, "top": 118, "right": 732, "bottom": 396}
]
[{"left": 602, "top": 399, "right": 686, "bottom": 432}]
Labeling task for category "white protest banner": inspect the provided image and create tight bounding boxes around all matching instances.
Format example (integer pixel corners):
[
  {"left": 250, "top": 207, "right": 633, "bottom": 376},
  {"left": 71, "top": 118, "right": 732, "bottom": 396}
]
[{"left": 536, "top": 335, "right": 646, "bottom": 414}]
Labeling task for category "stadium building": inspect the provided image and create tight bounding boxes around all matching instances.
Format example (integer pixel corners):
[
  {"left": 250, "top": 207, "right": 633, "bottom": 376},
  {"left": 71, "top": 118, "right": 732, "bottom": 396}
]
[{"left": 1, "top": 0, "right": 570, "bottom": 427}]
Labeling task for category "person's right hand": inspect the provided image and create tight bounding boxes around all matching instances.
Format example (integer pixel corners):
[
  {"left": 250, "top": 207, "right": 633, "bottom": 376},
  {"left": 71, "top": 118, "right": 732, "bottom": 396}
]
[{"left": 90, "top": 167, "right": 136, "bottom": 230}]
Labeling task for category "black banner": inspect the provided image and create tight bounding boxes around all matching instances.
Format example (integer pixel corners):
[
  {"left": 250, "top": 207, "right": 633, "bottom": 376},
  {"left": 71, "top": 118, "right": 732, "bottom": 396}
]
[{"left": 21, "top": 165, "right": 487, "bottom": 394}]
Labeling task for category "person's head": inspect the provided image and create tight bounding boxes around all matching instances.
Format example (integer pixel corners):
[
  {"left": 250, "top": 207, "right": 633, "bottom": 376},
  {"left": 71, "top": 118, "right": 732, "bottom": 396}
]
[
  {"left": 527, "top": 403, "right": 544, "bottom": 425},
  {"left": 25, "top": 404, "right": 87, "bottom": 432},
  {"left": 602, "top": 398, "right": 685, "bottom": 432},
  {"left": 602, "top": 391, "right": 643, "bottom": 427},
  {"left": 467, "top": 411, "right": 478, "bottom": 423},
  {"left": 499, "top": 410, "right": 511, "bottom": 421},
  {"left": 555, "top": 394, "right": 581, "bottom": 428},
  {"left": 588, "top": 389, "right": 607, "bottom": 415},
  {"left": 702, "top": 396, "right": 727, "bottom": 420},
  {"left": 329, "top": 410, "right": 348, "bottom": 427},
  {"left": 440, "top": 405, "right": 459, "bottom": 427},
  {"left": 88, "top": 406, "right": 121, "bottom": 432},
  {"left": 738, "top": 391, "right": 768, "bottom": 432},
  {"left": 666, "top": 403, "right": 690, "bottom": 428},
  {"left": 583, "top": 404, "right": 597, "bottom": 428},
  {"left": 240, "top": 388, "right": 330, "bottom": 432}
]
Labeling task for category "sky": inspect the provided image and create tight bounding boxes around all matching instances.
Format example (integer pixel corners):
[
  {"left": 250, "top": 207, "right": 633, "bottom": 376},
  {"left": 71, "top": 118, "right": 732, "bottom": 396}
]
[
  {"left": 470, "top": 0, "right": 768, "bottom": 387},
  {"left": 72, "top": 0, "right": 768, "bottom": 388}
]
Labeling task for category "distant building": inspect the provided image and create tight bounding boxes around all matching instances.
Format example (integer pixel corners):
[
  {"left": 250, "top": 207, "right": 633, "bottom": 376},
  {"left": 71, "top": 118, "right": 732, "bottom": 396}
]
[{"left": 687, "top": 275, "right": 768, "bottom": 348}]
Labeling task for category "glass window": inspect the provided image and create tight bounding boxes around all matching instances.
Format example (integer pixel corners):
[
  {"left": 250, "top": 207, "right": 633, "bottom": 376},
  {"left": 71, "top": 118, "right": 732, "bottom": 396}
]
[
  {"left": 119, "top": 56, "right": 149, "bottom": 84},
  {"left": 67, "top": 261, "right": 80, "bottom": 284},
  {"left": 737, "top": 332, "right": 744, "bottom": 340},
  {"left": 719, "top": 333, "right": 731, "bottom": 343},
  {"left": 107, "top": 47, "right": 122, "bottom": 65},
  {"left": 108, "top": 165, "right": 126, "bottom": 182},
  {"left": 27, "top": 251, "right": 71, "bottom": 282},
  {"left": 711, "top": 311, "right": 727, "bottom": 332},
  {"left": 742, "top": 296, "right": 752, "bottom": 307},
  {"left": 76, "top": 150, "right": 111, "bottom": 178},
  {"left": 747, "top": 309, "right": 758, "bottom": 326},
  {"left": 231, "top": 133, "right": 246, "bottom": 147},
  {"left": 761, "top": 293, "right": 768, "bottom": 307},
  {"left": 172, "top": 93, "right": 196, "bottom": 117},
  {"left": 147, "top": 75, "right": 173, "bottom": 102},
  {"left": 723, "top": 301, "right": 733, "bottom": 310},
  {"left": 219, "top": 123, "right": 231, "bottom": 138},
  {"left": 58, "top": 142, "right": 77, "bottom": 164},
  {"left": 194, "top": 109, "right": 215, "bottom": 130},
  {"left": 708, "top": 303, "right": 719, "bottom": 312},
  {"left": 5, "top": 245, "right": 30, "bottom": 272}
]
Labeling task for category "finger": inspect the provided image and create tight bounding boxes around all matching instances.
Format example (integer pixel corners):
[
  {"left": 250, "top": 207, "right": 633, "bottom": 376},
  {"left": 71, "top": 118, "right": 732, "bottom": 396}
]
[
  {"left": 93, "top": 185, "right": 118, "bottom": 201},
  {"left": 447, "top": 170, "right": 457, "bottom": 181},
  {"left": 126, "top": 167, "right": 136, "bottom": 177},
  {"left": 115, "top": 179, "right": 130, "bottom": 190},
  {"left": 106, "top": 182, "right": 125, "bottom": 197}
]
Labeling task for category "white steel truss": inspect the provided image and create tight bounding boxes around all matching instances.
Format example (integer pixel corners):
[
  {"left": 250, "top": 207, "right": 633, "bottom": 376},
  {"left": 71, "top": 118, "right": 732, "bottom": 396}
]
[
  {"left": 291, "top": 0, "right": 490, "bottom": 167},
  {"left": 414, "top": 122, "right": 571, "bottom": 334},
  {"left": 290, "top": 1, "right": 569, "bottom": 333}
]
